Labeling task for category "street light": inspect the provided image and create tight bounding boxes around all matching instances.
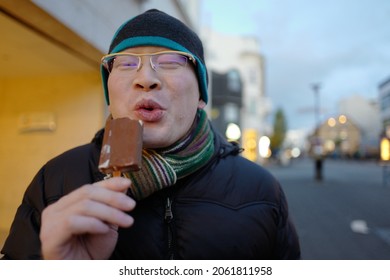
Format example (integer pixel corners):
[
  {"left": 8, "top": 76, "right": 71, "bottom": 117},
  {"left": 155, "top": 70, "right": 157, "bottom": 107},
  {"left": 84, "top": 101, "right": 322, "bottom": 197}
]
[
  {"left": 311, "top": 82, "right": 323, "bottom": 181},
  {"left": 380, "top": 137, "right": 390, "bottom": 161},
  {"left": 311, "top": 83, "right": 321, "bottom": 130},
  {"left": 380, "top": 136, "right": 390, "bottom": 187}
]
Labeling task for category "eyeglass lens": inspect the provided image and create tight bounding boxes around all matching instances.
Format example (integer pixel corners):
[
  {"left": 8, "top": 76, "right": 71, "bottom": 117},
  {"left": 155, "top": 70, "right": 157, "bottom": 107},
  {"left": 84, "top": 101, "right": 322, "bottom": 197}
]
[{"left": 107, "top": 53, "right": 188, "bottom": 73}]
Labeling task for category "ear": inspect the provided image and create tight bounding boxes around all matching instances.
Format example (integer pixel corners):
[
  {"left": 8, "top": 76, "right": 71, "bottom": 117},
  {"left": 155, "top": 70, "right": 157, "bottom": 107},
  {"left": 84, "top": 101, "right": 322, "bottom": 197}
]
[{"left": 198, "top": 99, "right": 206, "bottom": 109}]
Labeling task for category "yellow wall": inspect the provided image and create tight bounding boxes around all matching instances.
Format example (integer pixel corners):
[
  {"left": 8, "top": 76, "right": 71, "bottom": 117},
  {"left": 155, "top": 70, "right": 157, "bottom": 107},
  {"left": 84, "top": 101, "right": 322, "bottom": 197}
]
[{"left": 0, "top": 72, "right": 105, "bottom": 231}]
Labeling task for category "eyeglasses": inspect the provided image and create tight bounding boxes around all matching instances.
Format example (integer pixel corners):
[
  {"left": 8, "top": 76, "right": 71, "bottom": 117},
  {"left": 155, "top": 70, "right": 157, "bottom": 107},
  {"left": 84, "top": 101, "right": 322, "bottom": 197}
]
[{"left": 101, "top": 50, "right": 196, "bottom": 75}]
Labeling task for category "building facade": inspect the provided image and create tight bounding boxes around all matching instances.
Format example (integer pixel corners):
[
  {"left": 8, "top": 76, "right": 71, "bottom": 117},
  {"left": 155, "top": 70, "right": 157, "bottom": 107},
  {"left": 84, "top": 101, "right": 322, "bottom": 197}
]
[
  {"left": 202, "top": 28, "right": 271, "bottom": 162},
  {"left": 338, "top": 94, "right": 381, "bottom": 157},
  {"left": 317, "top": 115, "right": 361, "bottom": 158},
  {"left": 309, "top": 93, "right": 382, "bottom": 159},
  {"left": 379, "top": 76, "right": 390, "bottom": 135},
  {"left": 210, "top": 69, "right": 243, "bottom": 141}
]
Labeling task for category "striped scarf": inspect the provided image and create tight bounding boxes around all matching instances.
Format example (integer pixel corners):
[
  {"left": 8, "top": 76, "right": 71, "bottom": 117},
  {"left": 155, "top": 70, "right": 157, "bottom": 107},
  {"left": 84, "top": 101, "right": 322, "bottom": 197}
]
[{"left": 124, "top": 109, "right": 214, "bottom": 200}]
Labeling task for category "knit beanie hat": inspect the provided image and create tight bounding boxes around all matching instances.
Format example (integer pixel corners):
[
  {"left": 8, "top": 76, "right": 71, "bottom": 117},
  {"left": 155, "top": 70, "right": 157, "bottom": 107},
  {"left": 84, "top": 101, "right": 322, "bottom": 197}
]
[{"left": 101, "top": 9, "right": 208, "bottom": 104}]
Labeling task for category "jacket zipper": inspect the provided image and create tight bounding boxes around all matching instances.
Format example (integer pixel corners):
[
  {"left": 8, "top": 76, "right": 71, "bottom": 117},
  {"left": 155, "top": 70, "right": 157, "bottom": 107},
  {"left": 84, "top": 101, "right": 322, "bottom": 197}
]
[{"left": 164, "top": 197, "right": 175, "bottom": 259}]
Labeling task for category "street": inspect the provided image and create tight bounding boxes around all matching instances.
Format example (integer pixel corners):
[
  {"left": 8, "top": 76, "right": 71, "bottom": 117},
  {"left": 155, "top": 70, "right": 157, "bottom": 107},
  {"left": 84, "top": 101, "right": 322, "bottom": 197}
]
[{"left": 266, "top": 157, "right": 390, "bottom": 260}]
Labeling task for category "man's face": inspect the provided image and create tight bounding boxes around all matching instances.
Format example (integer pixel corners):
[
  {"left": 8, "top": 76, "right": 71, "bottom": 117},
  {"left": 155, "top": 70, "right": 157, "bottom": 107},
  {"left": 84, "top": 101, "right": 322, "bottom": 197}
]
[{"left": 107, "top": 46, "right": 205, "bottom": 149}]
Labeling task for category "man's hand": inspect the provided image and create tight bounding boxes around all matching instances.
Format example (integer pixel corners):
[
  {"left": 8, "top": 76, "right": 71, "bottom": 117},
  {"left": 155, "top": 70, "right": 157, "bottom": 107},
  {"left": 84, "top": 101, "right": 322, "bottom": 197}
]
[{"left": 40, "top": 177, "right": 135, "bottom": 259}]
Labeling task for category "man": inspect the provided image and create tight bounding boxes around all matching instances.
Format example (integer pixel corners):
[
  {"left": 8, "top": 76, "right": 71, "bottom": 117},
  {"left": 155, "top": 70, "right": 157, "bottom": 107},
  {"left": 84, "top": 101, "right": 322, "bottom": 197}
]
[{"left": 1, "top": 9, "right": 300, "bottom": 259}]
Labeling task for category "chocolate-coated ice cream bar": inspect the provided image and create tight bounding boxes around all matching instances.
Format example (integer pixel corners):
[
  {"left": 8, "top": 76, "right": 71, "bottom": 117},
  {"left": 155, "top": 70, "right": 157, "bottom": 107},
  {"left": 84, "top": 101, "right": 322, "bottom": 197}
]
[{"left": 98, "top": 117, "right": 143, "bottom": 176}]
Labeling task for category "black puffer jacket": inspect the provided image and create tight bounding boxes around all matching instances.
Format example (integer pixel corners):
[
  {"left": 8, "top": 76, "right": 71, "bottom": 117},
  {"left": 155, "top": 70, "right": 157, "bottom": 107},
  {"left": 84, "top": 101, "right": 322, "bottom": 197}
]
[{"left": 1, "top": 126, "right": 300, "bottom": 259}]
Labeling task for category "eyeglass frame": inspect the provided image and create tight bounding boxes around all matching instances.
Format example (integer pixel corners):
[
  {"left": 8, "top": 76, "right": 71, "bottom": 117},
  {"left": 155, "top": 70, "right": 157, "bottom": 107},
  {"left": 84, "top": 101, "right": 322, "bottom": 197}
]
[{"left": 101, "top": 50, "right": 196, "bottom": 74}]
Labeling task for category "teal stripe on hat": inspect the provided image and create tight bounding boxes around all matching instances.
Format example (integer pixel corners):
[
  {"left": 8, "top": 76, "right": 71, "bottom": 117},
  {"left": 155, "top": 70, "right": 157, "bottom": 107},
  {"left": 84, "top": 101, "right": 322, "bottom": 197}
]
[
  {"left": 111, "top": 36, "right": 187, "bottom": 54},
  {"left": 101, "top": 36, "right": 208, "bottom": 105}
]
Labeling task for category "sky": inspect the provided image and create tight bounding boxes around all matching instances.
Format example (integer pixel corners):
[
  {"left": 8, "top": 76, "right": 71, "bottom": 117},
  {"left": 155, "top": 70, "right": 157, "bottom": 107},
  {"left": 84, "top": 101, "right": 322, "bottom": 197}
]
[{"left": 200, "top": 0, "right": 390, "bottom": 131}]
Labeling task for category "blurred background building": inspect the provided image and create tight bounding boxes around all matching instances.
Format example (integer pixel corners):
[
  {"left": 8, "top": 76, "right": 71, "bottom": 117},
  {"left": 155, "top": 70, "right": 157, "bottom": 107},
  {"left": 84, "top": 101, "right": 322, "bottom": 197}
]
[
  {"left": 203, "top": 28, "right": 271, "bottom": 162},
  {"left": 379, "top": 76, "right": 390, "bottom": 135},
  {"left": 338, "top": 95, "right": 381, "bottom": 157},
  {"left": 308, "top": 94, "right": 381, "bottom": 159}
]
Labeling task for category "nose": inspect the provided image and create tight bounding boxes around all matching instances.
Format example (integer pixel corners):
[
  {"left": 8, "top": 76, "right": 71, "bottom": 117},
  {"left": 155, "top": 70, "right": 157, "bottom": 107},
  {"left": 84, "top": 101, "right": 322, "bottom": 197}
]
[{"left": 132, "top": 59, "right": 161, "bottom": 91}]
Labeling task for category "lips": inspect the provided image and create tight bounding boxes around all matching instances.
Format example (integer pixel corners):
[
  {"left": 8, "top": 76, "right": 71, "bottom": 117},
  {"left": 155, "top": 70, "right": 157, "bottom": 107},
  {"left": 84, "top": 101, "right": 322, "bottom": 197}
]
[{"left": 134, "top": 99, "right": 165, "bottom": 122}]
